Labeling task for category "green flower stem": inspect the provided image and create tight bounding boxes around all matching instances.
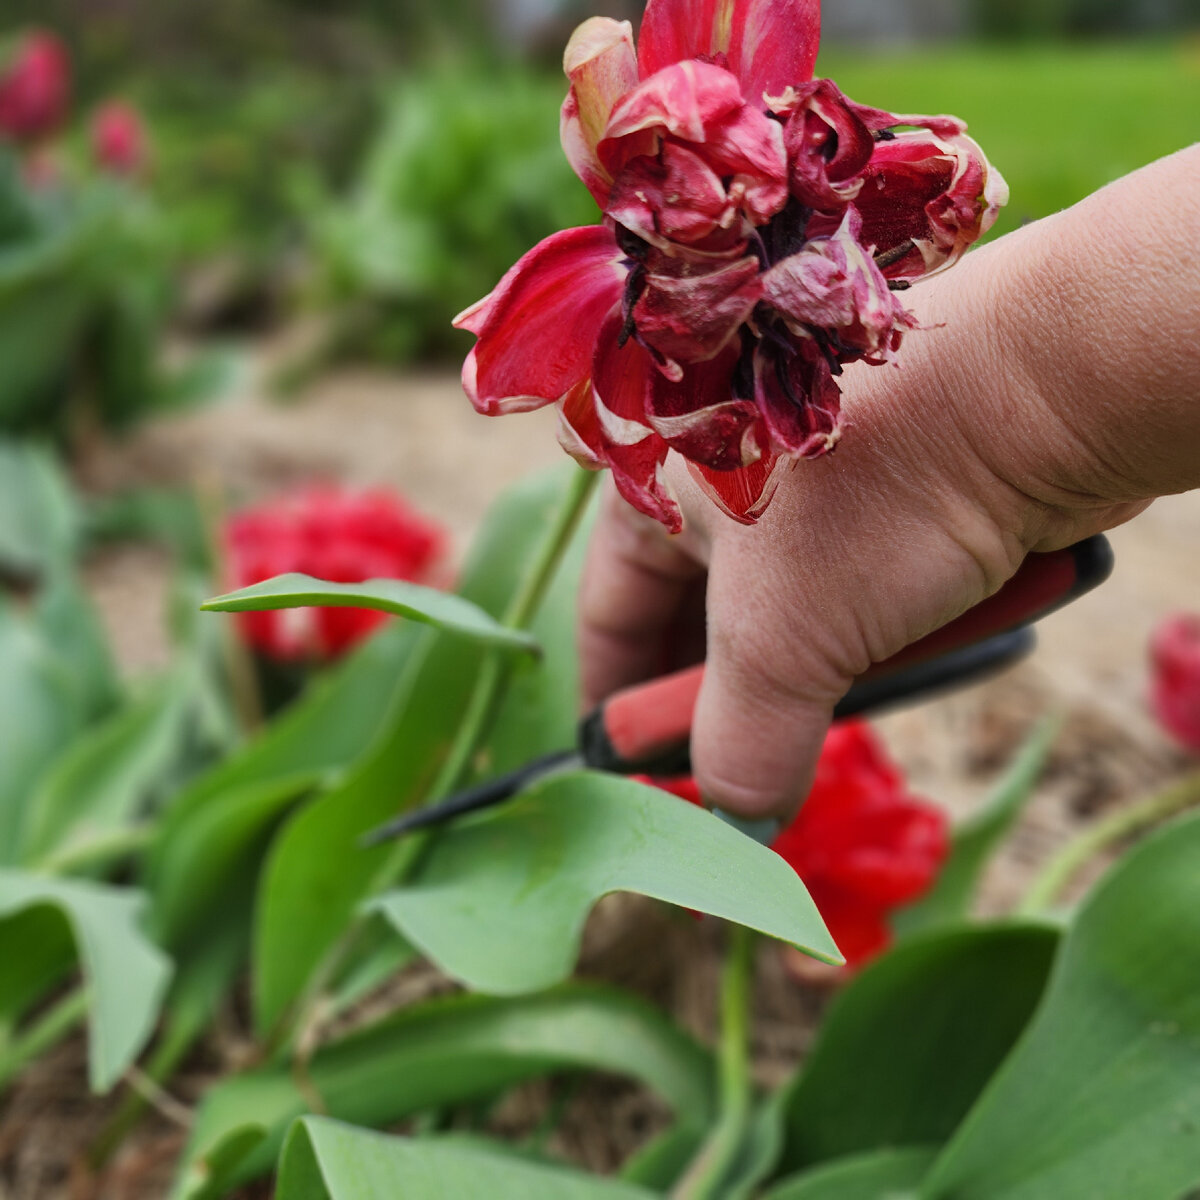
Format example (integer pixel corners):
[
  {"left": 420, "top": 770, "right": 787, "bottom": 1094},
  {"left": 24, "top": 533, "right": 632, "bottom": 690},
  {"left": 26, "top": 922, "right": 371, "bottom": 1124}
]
[
  {"left": 674, "top": 924, "right": 756, "bottom": 1200},
  {"left": 0, "top": 987, "right": 88, "bottom": 1093},
  {"left": 1021, "top": 766, "right": 1200, "bottom": 914},
  {"left": 284, "top": 467, "right": 600, "bottom": 1060},
  {"left": 36, "top": 823, "right": 156, "bottom": 876}
]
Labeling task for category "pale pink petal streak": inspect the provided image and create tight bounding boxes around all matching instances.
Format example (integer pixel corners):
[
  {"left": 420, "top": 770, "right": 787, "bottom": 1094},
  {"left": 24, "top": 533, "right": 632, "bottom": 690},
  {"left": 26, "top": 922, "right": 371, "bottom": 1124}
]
[
  {"left": 637, "top": 0, "right": 820, "bottom": 101},
  {"left": 726, "top": 0, "right": 821, "bottom": 102},
  {"left": 455, "top": 225, "right": 625, "bottom": 415},
  {"left": 562, "top": 18, "right": 641, "bottom": 207},
  {"left": 636, "top": 0, "right": 723, "bottom": 79},
  {"left": 591, "top": 311, "right": 682, "bottom": 531}
]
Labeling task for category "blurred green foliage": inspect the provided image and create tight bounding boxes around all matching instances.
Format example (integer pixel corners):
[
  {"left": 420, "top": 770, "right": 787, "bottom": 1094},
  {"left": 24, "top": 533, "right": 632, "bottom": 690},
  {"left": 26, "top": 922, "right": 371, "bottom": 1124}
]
[
  {"left": 966, "top": 0, "right": 1198, "bottom": 38},
  {"left": 817, "top": 42, "right": 1200, "bottom": 241},
  {"left": 299, "top": 62, "right": 597, "bottom": 364},
  {"left": 0, "top": 154, "right": 171, "bottom": 436}
]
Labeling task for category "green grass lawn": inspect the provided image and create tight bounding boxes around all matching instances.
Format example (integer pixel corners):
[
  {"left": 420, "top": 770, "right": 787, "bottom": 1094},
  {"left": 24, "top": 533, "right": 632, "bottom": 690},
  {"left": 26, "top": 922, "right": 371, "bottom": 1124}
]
[{"left": 816, "top": 41, "right": 1200, "bottom": 239}]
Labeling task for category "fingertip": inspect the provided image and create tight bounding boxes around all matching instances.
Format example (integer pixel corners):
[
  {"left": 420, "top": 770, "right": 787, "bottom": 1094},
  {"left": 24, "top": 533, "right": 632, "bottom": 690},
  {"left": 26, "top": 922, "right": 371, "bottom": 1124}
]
[{"left": 689, "top": 641, "right": 842, "bottom": 823}]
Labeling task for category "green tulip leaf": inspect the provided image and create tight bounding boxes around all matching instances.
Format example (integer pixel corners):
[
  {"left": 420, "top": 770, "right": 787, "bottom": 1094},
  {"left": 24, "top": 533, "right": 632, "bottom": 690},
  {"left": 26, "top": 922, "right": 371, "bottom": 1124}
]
[
  {"left": 175, "top": 985, "right": 712, "bottom": 1196},
  {"left": 763, "top": 1147, "right": 936, "bottom": 1200},
  {"left": 778, "top": 922, "right": 1059, "bottom": 1174},
  {"left": 145, "top": 618, "right": 424, "bottom": 955},
  {"left": 0, "top": 437, "right": 77, "bottom": 581},
  {"left": 920, "top": 811, "right": 1200, "bottom": 1200},
  {"left": 276, "top": 1118, "right": 658, "bottom": 1200},
  {"left": 201, "top": 573, "right": 539, "bottom": 654},
  {"left": 0, "top": 872, "right": 171, "bottom": 1092},
  {"left": 373, "top": 771, "right": 841, "bottom": 996},
  {"left": 20, "top": 673, "right": 192, "bottom": 865},
  {"left": 251, "top": 467, "right": 588, "bottom": 1034},
  {"left": 0, "top": 605, "right": 91, "bottom": 861}
]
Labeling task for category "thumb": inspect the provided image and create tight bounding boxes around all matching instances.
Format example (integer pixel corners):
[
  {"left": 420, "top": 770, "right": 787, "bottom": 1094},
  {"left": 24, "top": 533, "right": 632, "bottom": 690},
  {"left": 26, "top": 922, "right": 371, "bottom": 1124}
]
[{"left": 688, "top": 553, "right": 857, "bottom": 823}]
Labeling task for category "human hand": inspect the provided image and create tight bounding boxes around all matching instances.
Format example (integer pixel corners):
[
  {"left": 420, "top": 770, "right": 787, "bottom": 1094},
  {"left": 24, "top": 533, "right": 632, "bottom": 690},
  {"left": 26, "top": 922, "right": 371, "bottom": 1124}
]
[{"left": 577, "top": 224, "right": 1151, "bottom": 821}]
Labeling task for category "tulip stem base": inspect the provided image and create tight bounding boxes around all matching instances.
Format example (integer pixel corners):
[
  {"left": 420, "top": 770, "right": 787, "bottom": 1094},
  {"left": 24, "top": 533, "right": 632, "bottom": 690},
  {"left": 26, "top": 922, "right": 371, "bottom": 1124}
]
[{"left": 673, "top": 923, "right": 755, "bottom": 1200}]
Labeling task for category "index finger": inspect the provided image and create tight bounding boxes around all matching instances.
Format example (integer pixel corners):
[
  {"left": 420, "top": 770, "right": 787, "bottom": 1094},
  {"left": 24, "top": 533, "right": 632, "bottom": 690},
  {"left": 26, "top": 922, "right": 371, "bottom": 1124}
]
[{"left": 578, "top": 483, "right": 707, "bottom": 710}]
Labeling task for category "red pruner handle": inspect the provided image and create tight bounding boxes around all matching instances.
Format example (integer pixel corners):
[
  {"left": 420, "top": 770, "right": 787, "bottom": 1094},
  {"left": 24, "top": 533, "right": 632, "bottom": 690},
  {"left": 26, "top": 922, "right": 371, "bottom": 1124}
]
[{"left": 580, "top": 534, "right": 1112, "bottom": 775}]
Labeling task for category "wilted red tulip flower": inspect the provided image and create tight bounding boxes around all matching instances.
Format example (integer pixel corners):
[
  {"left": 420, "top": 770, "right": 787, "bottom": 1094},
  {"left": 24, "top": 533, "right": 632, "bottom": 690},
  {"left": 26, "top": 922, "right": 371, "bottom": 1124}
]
[
  {"left": 0, "top": 32, "right": 69, "bottom": 143},
  {"left": 454, "top": 0, "right": 1007, "bottom": 531},
  {"left": 90, "top": 101, "right": 147, "bottom": 176},
  {"left": 226, "top": 486, "right": 449, "bottom": 662},
  {"left": 1150, "top": 613, "right": 1200, "bottom": 753},
  {"left": 646, "top": 721, "right": 948, "bottom": 966}
]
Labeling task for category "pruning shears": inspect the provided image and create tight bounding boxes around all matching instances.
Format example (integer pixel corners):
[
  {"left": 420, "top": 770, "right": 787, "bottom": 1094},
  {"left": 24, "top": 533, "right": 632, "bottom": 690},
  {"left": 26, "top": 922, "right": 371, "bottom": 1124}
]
[{"left": 362, "top": 535, "right": 1113, "bottom": 847}]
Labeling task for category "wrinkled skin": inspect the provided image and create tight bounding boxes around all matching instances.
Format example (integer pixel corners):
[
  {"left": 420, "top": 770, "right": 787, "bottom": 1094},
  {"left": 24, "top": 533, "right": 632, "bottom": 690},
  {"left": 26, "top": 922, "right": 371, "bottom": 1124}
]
[
  {"left": 580, "top": 147, "right": 1200, "bottom": 821},
  {"left": 455, "top": 0, "right": 1006, "bottom": 530}
]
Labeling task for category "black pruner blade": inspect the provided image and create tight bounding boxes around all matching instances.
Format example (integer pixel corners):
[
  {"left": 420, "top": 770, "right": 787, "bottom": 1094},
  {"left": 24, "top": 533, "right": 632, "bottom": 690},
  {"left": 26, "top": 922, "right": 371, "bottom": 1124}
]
[{"left": 360, "top": 626, "right": 1036, "bottom": 847}]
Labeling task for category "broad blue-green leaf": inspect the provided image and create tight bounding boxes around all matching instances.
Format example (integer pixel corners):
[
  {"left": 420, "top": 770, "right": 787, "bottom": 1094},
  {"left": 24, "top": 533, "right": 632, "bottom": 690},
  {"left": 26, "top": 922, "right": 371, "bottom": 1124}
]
[
  {"left": 763, "top": 1148, "right": 936, "bottom": 1200},
  {"left": 374, "top": 771, "right": 841, "bottom": 995},
  {"left": 778, "top": 923, "right": 1058, "bottom": 1174},
  {"left": 0, "top": 605, "right": 89, "bottom": 861},
  {"left": 276, "top": 1118, "right": 658, "bottom": 1200},
  {"left": 175, "top": 985, "right": 713, "bottom": 1196},
  {"left": 252, "top": 467, "right": 583, "bottom": 1034},
  {"left": 0, "top": 438, "right": 77, "bottom": 579},
  {"left": 919, "top": 811, "right": 1200, "bottom": 1200},
  {"left": 144, "top": 619, "right": 423, "bottom": 954},
  {"left": 0, "top": 872, "right": 171, "bottom": 1091},
  {"left": 35, "top": 575, "right": 120, "bottom": 722},
  {"left": 895, "top": 716, "right": 1060, "bottom": 937},
  {"left": 149, "top": 772, "right": 318, "bottom": 953},
  {"left": 20, "top": 673, "right": 191, "bottom": 864},
  {"left": 201, "top": 573, "right": 539, "bottom": 654}
]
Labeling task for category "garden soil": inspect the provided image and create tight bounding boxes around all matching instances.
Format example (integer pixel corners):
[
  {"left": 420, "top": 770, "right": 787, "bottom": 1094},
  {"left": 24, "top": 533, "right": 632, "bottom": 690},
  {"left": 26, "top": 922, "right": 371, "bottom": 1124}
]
[{"left": 3, "top": 357, "right": 1198, "bottom": 1199}]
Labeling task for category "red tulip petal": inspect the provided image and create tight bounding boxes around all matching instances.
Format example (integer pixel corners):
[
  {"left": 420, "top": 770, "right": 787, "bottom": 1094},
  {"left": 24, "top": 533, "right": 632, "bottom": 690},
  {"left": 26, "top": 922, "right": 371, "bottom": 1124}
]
[
  {"left": 752, "top": 343, "right": 842, "bottom": 459},
  {"left": 809, "top": 128, "right": 1007, "bottom": 281},
  {"left": 455, "top": 226, "right": 626, "bottom": 415},
  {"left": 635, "top": 255, "right": 762, "bottom": 366},
  {"left": 604, "top": 59, "right": 744, "bottom": 149},
  {"left": 646, "top": 342, "right": 762, "bottom": 470},
  {"left": 804, "top": 883, "right": 892, "bottom": 968},
  {"left": 637, "top": 0, "right": 820, "bottom": 103},
  {"left": 686, "top": 452, "right": 791, "bottom": 524},
  {"left": 556, "top": 376, "right": 606, "bottom": 469},
  {"left": 592, "top": 312, "right": 682, "bottom": 531}
]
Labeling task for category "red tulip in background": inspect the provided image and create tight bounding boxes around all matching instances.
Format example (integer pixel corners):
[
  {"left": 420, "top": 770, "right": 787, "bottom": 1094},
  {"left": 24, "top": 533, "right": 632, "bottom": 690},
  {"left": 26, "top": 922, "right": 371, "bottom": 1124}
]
[
  {"left": 454, "top": 0, "right": 1006, "bottom": 531},
  {"left": 90, "top": 100, "right": 147, "bottom": 176},
  {"left": 1150, "top": 613, "right": 1200, "bottom": 754},
  {"left": 225, "top": 486, "right": 449, "bottom": 662},
  {"left": 0, "top": 32, "right": 69, "bottom": 143},
  {"left": 651, "top": 720, "right": 948, "bottom": 966}
]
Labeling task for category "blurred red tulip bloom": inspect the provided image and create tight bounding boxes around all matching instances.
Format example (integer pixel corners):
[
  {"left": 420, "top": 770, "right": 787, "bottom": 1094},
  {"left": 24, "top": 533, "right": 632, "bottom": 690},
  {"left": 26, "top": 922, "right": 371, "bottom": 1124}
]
[
  {"left": 0, "top": 32, "right": 69, "bottom": 143},
  {"left": 226, "top": 485, "right": 450, "bottom": 662},
  {"left": 91, "top": 100, "right": 147, "bottom": 176},
  {"left": 1150, "top": 613, "right": 1200, "bottom": 753},
  {"left": 647, "top": 720, "right": 948, "bottom": 966}
]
